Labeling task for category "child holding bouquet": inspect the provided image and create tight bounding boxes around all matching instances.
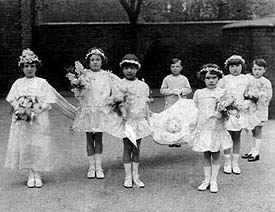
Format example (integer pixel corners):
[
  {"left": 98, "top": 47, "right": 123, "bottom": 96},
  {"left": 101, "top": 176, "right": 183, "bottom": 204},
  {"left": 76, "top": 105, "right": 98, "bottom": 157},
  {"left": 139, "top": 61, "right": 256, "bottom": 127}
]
[
  {"left": 106, "top": 54, "right": 151, "bottom": 188},
  {"left": 218, "top": 55, "right": 260, "bottom": 174},
  {"left": 189, "top": 64, "right": 233, "bottom": 193},
  {"left": 5, "top": 49, "right": 76, "bottom": 188},
  {"left": 69, "top": 47, "right": 120, "bottom": 179},
  {"left": 242, "top": 59, "right": 272, "bottom": 162}
]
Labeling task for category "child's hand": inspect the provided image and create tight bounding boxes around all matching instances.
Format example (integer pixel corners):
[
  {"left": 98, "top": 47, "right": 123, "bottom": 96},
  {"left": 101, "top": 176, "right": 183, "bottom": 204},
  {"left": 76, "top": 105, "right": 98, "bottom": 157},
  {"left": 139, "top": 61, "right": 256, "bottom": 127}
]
[
  {"left": 210, "top": 111, "right": 222, "bottom": 119},
  {"left": 147, "top": 97, "right": 154, "bottom": 103},
  {"left": 41, "top": 103, "right": 52, "bottom": 111},
  {"left": 172, "top": 89, "right": 181, "bottom": 96},
  {"left": 10, "top": 101, "right": 19, "bottom": 112},
  {"left": 242, "top": 100, "right": 251, "bottom": 111}
]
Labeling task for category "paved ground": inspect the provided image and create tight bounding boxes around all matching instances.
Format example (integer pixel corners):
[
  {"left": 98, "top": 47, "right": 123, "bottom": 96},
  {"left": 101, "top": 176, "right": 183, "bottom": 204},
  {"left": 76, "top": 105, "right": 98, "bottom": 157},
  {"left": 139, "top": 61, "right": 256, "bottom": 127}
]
[{"left": 0, "top": 97, "right": 275, "bottom": 212}]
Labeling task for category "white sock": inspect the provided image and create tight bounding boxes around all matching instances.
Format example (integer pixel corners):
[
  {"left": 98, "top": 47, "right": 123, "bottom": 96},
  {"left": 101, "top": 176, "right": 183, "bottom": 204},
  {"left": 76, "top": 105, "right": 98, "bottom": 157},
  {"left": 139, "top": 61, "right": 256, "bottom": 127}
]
[
  {"left": 253, "top": 139, "right": 261, "bottom": 156},
  {"left": 248, "top": 138, "right": 256, "bottom": 154},
  {"left": 224, "top": 154, "right": 231, "bottom": 166},
  {"left": 203, "top": 166, "right": 211, "bottom": 183},
  {"left": 28, "top": 168, "right": 35, "bottom": 178},
  {"left": 210, "top": 165, "right": 220, "bottom": 184},
  {"left": 232, "top": 154, "right": 239, "bottom": 166},
  {"left": 95, "top": 154, "right": 102, "bottom": 170},
  {"left": 88, "top": 155, "right": 95, "bottom": 169}
]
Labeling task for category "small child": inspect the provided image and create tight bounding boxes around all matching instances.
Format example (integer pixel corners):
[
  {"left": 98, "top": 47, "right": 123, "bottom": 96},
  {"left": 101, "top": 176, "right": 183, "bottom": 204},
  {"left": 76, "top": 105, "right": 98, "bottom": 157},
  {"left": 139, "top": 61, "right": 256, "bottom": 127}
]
[
  {"left": 5, "top": 49, "right": 76, "bottom": 188},
  {"left": 72, "top": 47, "right": 116, "bottom": 179},
  {"left": 242, "top": 59, "right": 272, "bottom": 162},
  {"left": 107, "top": 54, "right": 151, "bottom": 188},
  {"left": 160, "top": 58, "right": 192, "bottom": 147},
  {"left": 218, "top": 55, "right": 260, "bottom": 175},
  {"left": 189, "top": 64, "right": 233, "bottom": 193}
]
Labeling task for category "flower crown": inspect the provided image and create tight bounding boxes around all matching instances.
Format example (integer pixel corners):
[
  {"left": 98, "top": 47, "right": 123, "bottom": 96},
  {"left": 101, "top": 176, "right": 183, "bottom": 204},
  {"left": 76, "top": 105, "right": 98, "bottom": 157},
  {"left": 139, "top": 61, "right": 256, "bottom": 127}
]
[
  {"left": 200, "top": 66, "right": 223, "bottom": 75},
  {"left": 119, "top": 59, "right": 141, "bottom": 69},
  {"left": 85, "top": 48, "right": 105, "bottom": 60},
  {"left": 18, "top": 48, "right": 41, "bottom": 66},
  {"left": 224, "top": 55, "right": 245, "bottom": 66}
]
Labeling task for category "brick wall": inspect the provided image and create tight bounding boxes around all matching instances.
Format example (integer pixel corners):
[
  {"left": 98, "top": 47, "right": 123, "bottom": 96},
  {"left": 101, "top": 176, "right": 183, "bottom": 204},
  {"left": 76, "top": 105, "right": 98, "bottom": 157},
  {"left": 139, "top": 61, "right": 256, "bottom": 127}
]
[
  {"left": 223, "top": 27, "right": 275, "bottom": 118},
  {"left": 21, "top": 0, "right": 34, "bottom": 48},
  {"left": 35, "top": 0, "right": 128, "bottom": 23},
  {"left": 0, "top": 0, "right": 22, "bottom": 95},
  {"left": 32, "top": 22, "right": 231, "bottom": 91},
  {"left": 0, "top": 0, "right": 34, "bottom": 96}
]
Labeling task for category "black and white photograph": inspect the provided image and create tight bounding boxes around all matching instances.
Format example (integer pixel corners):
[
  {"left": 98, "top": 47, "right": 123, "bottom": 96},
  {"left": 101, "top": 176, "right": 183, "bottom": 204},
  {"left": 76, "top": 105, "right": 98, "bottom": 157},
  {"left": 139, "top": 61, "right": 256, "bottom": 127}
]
[{"left": 0, "top": 0, "right": 275, "bottom": 211}]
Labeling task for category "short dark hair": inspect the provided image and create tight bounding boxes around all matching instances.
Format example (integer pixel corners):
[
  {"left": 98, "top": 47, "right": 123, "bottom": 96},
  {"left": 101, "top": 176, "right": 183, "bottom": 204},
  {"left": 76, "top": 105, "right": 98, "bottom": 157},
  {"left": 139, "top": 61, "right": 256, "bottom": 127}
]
[
  {"left": 169, "top": 58, "right": 182, "bottom": 66},
  {"left": 224, "top": 58, "right": 246, "bottom": 73},
  {"left": 253, "top": 58, "right": 267, "bottom": 69},
  {"left": 121, "top": 62, "right": 139, "bottom": 69}
]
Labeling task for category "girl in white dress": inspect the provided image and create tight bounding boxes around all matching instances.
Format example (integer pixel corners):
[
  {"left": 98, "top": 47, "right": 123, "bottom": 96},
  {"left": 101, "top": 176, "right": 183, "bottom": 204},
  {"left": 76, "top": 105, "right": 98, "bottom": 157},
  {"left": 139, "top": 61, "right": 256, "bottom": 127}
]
[
  {"left": 72, "top": 47, "right": 119, "bottom": 179},
  {"left": 106, "top": 54, "right": 151, "bottom": 188},
  {"left": 218, "top": 55, "right": 260, "bottom": 174},
  {"left": 189, "top": 64, "right": 233, "bottom": 193},
  {"left": 5, "top": 49, "right": 76, "bottom": 188},
  {"left": 242, "top": 59, "right": 272, "bottom": 162}
]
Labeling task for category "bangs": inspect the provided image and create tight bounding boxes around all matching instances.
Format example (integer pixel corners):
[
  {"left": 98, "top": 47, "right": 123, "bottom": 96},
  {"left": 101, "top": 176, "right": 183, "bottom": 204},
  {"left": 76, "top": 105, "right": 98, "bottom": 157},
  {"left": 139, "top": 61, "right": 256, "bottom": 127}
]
[
  {"left": 121, "top": 62, "right": 139, "bottom": 69},
  {"left": 227, "top": 59, "right": 243, "bottom": 66}
]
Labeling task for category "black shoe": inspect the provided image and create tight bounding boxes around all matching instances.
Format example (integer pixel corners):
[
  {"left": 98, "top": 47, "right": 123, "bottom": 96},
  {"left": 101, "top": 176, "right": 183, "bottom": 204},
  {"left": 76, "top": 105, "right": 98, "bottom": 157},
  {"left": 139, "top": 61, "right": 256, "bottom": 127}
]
[
  {"left": 248, "top": 155, "right": 260, "bottom": 162},
  {"left": 241, "top": 153, "right": 252, "bottom": 159},
  {"left": 169, "top": 144, "right": 181, "bottom": 148}
]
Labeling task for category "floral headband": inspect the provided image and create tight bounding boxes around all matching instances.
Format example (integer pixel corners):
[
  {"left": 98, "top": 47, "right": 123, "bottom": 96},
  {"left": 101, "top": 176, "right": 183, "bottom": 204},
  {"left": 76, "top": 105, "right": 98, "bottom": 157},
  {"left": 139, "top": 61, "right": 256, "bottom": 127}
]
[
  {"left": 224, "top": 55, "right": 245, "bottom": 66},
  {"left": 119, "top": 59, "right": 141, "bottom": 69},
  {"left": 85, "top": 48, "right": 105, "bottom": 60},
  {"left": 18, "top": 48, "right": 41, "bottom": 66},
  {"left": 200, "top": 66, "right": 223, "bottom": 75}
]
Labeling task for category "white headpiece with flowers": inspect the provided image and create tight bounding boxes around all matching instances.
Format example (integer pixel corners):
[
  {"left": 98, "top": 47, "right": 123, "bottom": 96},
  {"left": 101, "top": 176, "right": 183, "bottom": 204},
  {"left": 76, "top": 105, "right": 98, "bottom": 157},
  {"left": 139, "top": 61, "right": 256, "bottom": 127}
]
[
  {"left": 18, "top": 48, "right": 41, "bottom": 67},
  {"left": 200, "top": 66, "right": 223, "bottom": 75},
  {"left": 85, "top": 48, "right": 105, "bottom": 60},
  {"left": 224, "top": 55, "right": 245, "bottom": 66},
  {"left": 119, "top": 54, "right": 141, "bottom": 69},
  {"left": 119, "top": 59, "right": 141, "bottom": 69}
]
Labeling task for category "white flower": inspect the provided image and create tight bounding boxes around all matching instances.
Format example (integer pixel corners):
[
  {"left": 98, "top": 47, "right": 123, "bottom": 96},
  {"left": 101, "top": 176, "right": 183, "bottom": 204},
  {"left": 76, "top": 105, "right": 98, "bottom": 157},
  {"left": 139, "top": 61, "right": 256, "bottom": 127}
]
[
  {"left": 74, "top": 61, "right": 84, "bottom": 74},
  {"left": 165, "top": 117, "right": 182, "bottom": 133},
  {"left": 18, "top": 49, "right": 41, "bottom": 66}
]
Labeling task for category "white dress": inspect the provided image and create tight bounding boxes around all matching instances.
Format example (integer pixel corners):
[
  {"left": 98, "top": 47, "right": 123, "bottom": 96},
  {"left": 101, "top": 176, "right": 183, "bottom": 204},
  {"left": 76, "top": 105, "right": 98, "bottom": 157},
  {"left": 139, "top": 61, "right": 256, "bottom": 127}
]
[
  {"left": 150, "top": 98, "right": 197, "bottom": 145},
  {"left": 5, "top": 77, "right": 56, "bottom": 171},
  {"left": 73, "top": 70, "right": 117, "bottom": 132},
  {"left": 188, "top": 88, "right": 233, "bottom": 152},
  {"left": 218, "top": 74, "right": 260, "bottom": 130},
  {"left": 105, "top": 78, "right": 151, "bottom": 140}
]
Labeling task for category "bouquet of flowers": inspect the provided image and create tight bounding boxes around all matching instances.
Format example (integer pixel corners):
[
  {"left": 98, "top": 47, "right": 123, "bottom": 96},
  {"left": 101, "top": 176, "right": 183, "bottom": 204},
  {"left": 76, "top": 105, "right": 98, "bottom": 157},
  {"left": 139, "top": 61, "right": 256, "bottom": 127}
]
[
  {"left": 107, "top": 88, "right": 129, "bottom": 119},
  {"left": 14, "top": 96, "right": 41, "bottom": 122},
  {"left": 216, "top": 93, "right": 240, "bottom": 119},
  {"left": 165, "top": 116, "right": 182, "bottom": 133},
  {"left": 244, "top": 85, "right": 260, "bottom": 104},
  {"left": 65, "top": 61, "right": 89, "bottom": 90}
]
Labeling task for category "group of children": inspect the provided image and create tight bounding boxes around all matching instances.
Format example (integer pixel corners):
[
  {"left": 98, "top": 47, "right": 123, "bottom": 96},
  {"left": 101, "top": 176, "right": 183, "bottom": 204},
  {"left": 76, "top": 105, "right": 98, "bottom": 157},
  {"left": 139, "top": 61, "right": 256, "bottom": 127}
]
[{"left": 4, "top": 47, "right": 272, "bottom": 193}]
